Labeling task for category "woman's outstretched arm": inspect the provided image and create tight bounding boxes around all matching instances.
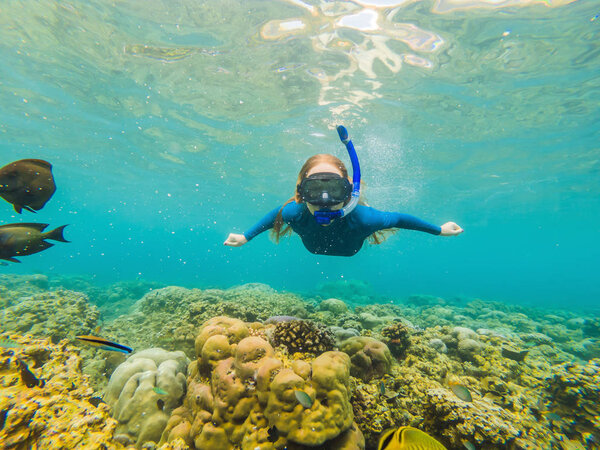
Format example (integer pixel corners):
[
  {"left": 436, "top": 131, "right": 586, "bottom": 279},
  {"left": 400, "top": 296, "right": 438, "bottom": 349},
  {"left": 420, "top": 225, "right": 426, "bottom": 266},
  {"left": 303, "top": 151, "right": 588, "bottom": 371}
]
[
  {"left": 224, "top": 205, "right": 282, "bottom": 247},
  {"left": 360, "top": 207, "right": 463, "bottom": 236}
]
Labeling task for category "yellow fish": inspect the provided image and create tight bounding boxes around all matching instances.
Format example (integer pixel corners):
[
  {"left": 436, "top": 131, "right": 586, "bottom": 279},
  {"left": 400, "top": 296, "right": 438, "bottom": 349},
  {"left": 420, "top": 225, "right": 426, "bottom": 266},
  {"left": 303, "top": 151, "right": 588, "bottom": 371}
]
[{"left": 378, "top": 426, "right": 447, "bottom": 450}]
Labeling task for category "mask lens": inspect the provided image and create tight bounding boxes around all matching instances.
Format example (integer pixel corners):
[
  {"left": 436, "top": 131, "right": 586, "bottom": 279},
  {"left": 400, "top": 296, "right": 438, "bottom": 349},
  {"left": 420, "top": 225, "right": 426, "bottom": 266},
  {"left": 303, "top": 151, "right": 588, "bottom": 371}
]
[{"left": 298, "top": 173, "right": 351, "bottom": 206}]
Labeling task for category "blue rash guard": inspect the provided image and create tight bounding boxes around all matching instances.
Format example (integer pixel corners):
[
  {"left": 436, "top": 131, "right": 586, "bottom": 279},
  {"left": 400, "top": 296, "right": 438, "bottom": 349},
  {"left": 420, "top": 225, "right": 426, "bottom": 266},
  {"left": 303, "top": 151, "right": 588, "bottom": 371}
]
[{"left": 243, "top": 202, "right": 441, "bottom": 257}]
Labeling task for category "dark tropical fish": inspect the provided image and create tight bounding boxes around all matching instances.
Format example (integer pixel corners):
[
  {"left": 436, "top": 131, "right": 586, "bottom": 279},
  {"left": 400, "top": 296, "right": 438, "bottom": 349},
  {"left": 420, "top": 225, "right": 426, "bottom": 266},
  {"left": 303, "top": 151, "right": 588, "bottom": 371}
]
[
  {"left": 157, "top": 399, "right": 165, "bottom": 410},
  {"left": 0, "top": 223, "right": 69, "bottom": 263},
  {"left": 75, "top": 335, "right": 133, "bottom": 354},
  {"left": 0, "top": 410, "right": 7, "bottom": 431},
  {"left": 0, "top": 338, "right": 23, "bottom": 349},
  {"left": 267, "top": 426, "right": 279, "bottom": 443},
  {"left": 294, "top": 390, "right": 313, "bottom": 408},
  {"left": 16, "top": 358, "right": 45, "bottom": 388},
  {"left": 0, "top": 159, "right": 56, "bottom": 213},
  {"left": 88, "top": 396, "right": 105, "bottom": 407},
  {"left": 501, "top": 346, "right": 528, "bottom": 362},
  {"left": 378, "top": 426, "right": 447, "bottom": 450},
  {"left": 449, "top": 382, "right": 473, "bottom": 402},
  {"left": 544, "top": 412, "right": 562, "bottom": 422},
  {"left": 379, "top": 380, "right": 386, "bottom": 396},
  {"left": 153, "top": 387, "right": 168, "bottom": 395}
]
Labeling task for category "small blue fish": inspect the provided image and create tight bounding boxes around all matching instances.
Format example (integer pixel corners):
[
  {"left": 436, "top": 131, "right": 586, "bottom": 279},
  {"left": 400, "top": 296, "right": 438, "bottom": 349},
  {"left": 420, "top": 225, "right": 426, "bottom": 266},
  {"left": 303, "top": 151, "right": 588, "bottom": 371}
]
[
  {"left": 591, "top": 14, "right": 599, "bottom": 22},
  {"left": 294, "top": 390, "right": 313, "bottom": 408},
  {"left": 76, "top": 335, "right": 132, "bottom": 354}
]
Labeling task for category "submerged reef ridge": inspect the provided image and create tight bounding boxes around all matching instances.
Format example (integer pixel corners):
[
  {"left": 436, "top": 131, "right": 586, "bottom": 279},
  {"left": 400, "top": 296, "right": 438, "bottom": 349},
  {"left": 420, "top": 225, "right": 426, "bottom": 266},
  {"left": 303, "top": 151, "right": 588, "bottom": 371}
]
[{"left": 0, "top": 275, "right": 598, "bottom": 449}]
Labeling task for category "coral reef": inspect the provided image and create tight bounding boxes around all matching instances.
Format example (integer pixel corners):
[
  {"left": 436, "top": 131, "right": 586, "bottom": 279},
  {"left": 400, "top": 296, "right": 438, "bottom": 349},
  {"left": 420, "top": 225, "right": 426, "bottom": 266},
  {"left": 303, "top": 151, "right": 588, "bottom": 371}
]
[
  {"left": 319, "top": 298, "right": 348, "bottom": 315},
  {"left": 104, "top": 284, "right": 314, "bottom": 359},
  {"left": 340, "top": 336, "right": 393, "bottom": 382},
  {"left": 0, "top": 334, "right": 120, "bottom": 449},
  {"left": 0, "top": 274, "right": 599, "bottom": 449},
  {"left": 380, "top": 322, "right": 412, "bottom": 358},
  {"left": 544, "top": 359, "right": 600, "bottom": 444},
  {"left": 0, "top": 290, "right": 99, "bottom": 343},
  {"left": 270, "top": 320, "right": 335, "bottom": 355},
  {"left": 161, "top": 316, "right": 363, "bottom": 449},
  {"left": 105, "top": 348, "right": 189, "bottom": 448}
]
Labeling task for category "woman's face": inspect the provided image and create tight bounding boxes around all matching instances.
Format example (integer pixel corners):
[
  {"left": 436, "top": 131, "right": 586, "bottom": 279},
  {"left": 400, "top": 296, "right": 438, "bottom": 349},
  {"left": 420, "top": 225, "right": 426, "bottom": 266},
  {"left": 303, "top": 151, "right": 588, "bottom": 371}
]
[{"left": 304, "top": 162, "right": 345, "bottom": 216}]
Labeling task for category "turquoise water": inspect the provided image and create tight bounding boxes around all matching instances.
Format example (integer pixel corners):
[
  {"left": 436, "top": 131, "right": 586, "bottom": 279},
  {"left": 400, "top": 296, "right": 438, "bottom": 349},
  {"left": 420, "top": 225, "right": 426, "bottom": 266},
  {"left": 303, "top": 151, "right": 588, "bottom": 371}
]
[{"left": 0, "top": 0, "right": 598, "bottom": 307}]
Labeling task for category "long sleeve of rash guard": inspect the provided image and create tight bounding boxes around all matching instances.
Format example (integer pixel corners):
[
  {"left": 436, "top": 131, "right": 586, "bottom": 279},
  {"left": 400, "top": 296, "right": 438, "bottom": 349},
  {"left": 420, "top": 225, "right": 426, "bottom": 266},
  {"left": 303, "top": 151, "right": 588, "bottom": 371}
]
[
  {"left": 360, "top": 208, "right": 441, "bottom": 235},
  {"left": 242, "top": 206, "right": 283, "bottom": 241}
]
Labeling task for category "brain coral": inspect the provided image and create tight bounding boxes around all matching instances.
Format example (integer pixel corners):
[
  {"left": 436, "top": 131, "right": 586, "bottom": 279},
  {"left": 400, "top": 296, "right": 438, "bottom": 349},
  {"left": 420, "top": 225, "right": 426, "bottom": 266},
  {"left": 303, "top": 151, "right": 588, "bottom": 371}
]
[
  {"left": 160, "top": 316, "right": 363, "bottom": 449},
  {"left": 105, "top": 348, "right": 189, "bottom": 447},
  {"left": 340, "top": 336, "right": 394, "bottom": 382}
]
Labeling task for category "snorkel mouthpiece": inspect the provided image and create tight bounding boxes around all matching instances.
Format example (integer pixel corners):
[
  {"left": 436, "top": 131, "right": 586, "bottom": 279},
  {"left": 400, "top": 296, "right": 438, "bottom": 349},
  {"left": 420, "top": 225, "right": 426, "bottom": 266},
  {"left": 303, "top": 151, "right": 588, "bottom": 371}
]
[{"left": 313, "top": 126, "right": 361, "bottom": 224}]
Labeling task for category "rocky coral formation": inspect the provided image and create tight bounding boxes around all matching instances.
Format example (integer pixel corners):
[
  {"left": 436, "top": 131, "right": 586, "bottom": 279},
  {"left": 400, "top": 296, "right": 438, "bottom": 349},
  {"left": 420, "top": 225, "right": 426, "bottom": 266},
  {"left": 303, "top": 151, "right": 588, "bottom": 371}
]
[
  {"left": 103, "top": 284, "right": 314, "bottom": 359},
  {"left": 160, "top": 316, "right": 363, "bottom": 449},
  {"left": 0, "top": 274, "right": 598, "bottom": 449},
  {"left": 545, "top": 359, "right": 600, "bottom": 444},
  {"left": 105, "top": 348, "right": 189, "bottom": 448},
  {"left": 319, "top": 298, "right": 348, "bottom": 315},
  {"left": 380, "top": 322, "right": 412, "bottom": 358},
  {"left": 270, "top": 320, "right": 335, "bottom": 355},
  {"left": 0, "top": 290, "right": 99, "bottom": 343},
  {"left": 0, "top": 334, "right": 119, "bottom": 448},
  {"left": 340, "top": 336, "right": 393, "bottom": 382}
]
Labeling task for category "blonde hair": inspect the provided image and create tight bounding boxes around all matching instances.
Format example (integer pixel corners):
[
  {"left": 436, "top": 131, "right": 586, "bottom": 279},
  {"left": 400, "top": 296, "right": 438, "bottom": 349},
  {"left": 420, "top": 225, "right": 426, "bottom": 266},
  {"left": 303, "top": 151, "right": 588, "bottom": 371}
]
[{"left": 270, "top": 154, "right": 395, "bottom": 245}]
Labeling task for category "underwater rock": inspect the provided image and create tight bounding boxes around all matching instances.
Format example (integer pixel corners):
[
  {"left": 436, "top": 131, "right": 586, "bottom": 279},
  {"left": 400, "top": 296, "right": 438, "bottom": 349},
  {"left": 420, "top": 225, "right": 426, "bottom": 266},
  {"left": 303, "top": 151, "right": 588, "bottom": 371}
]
[
  {"left": 331, "top": 326, "right": 360, "bottom": 343},
  {"left": 380, "top": 322, "right": 412, "bottom": 358},
  {"left": 357, "top": 312, "right": 384, "bottom": 329},
  {"left": 161, "top": 316, "right": 363, "bottom": 449},
  {"left": 569, "top": 338, "right": 600, "bottom": 360},
  {"left": 405, "top": 294, "right": 447, "bottom": 306},
  {"left": 105, "top": 348, "right": 189, "bottom": 447},
  {"left": 340, "top": 336, "right": 393, "bottom": 382},
  {"left": 457, "top": 338, "right": 483, "bottom": 361},
  {"left": 452, "top": 326, "right": 478, "bottom": 342},
  {"left": 0, "top": 334, "right": 119, "bottom": 448},
  {"left": 428, "top": 338, "right": 448, "bottom": 353},
  {"left": 566, "top": 317, "right": 586, "bottom": 330},
  {"left": 501, "top": 346, "right": 529, "bottom": 362},
  {"left": 582, "top": 318, "right": 600, "bottom": 338},
  {"left": 0, "top": 273, "right": 49, "bottom": 295},
  {"left": 0, "top": 290, "right": 99, "bottom": 343},
  {"left": 520, "top": 332, "right": 553, "bottom": 345},
  {"left": 546, "top": 359, "right": 600, "bottom": 443},
  {"left": 423, "top": 388, "right": 522, "bottom": 446},
  {"left": 319, "top": 298, "right": 348, "bottom": 315}
]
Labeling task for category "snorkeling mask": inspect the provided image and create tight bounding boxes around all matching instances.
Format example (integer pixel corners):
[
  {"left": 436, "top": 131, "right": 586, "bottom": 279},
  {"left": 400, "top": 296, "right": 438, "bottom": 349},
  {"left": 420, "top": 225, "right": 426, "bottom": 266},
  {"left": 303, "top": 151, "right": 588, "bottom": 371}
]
[
  {"left": 303, "top": 126, "right": 361, "bottom": 225},
  {"left": 297, "top": 172, "right": 352, "bottom": 207}
]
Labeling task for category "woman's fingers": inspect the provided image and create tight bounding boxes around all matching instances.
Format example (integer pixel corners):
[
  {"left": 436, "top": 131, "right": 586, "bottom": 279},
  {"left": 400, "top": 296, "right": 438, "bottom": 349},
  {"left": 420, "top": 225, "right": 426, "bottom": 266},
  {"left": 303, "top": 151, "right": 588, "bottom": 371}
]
[
  {"left": 441, "top": 222, "right": 463, "bottom": 236},
  {"left": 224, "top": 233, "right": 247, "bottom": 246}
]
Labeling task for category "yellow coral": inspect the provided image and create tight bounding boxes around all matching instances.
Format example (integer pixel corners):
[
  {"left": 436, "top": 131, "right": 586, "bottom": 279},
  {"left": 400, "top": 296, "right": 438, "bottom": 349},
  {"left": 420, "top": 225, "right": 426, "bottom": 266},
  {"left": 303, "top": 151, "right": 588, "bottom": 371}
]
[{"left": 161, "top": 317, "right": 363, "bottom": 449}]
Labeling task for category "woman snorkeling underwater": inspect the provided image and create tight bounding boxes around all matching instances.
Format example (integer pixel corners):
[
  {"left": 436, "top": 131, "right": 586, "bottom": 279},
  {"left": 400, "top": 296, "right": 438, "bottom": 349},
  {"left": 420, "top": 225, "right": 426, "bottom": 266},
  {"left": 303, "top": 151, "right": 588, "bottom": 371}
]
[{"left": 224, "top": 126, "right": 463, "bottom": 257}]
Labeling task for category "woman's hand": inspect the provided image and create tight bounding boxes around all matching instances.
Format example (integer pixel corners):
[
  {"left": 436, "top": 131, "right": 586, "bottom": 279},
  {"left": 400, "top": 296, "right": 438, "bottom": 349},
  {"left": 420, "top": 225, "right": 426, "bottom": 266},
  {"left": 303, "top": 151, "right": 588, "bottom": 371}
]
[
  {"left": 223, "top": 233, "right": 248, "bottom": 247},
  {"left": 440, "top": 222, "right": 463, "bottom": 236}
]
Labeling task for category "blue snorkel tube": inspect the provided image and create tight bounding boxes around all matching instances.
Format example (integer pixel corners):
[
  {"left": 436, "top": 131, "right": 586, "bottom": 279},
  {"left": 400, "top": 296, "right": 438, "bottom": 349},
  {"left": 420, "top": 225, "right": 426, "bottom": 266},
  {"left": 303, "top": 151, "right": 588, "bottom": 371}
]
[{"left": 314, "top": 125, "right": 361, "bottom": 225}]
